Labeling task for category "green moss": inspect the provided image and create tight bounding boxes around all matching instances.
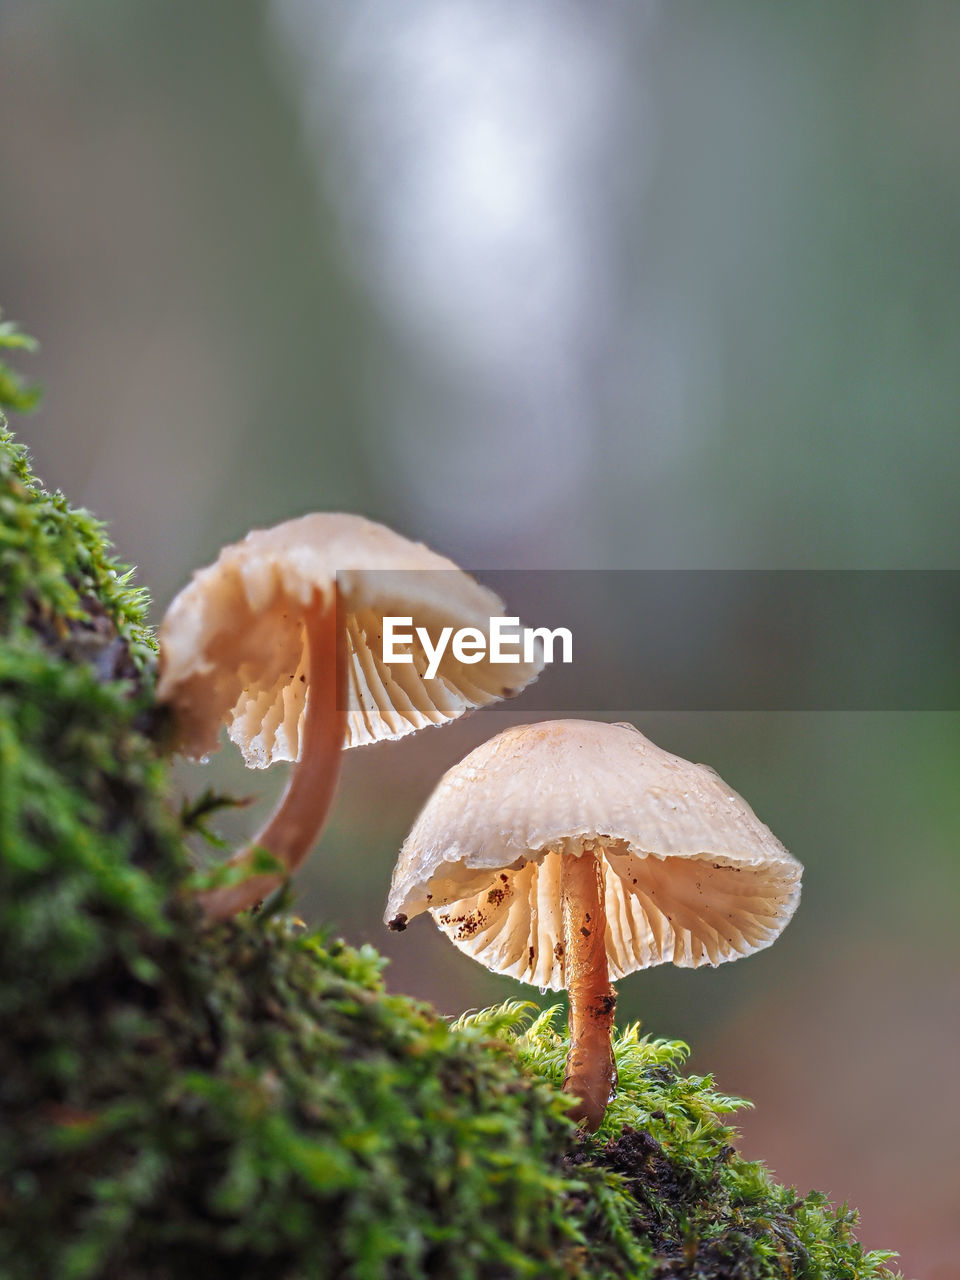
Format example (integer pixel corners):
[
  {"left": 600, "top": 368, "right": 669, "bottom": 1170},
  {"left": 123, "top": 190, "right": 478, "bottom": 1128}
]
[
  {"left": 0, "top": 407, "right": 902, "bottom": 1279},
  {"left": 480, "top": 1007, "right": 901, "bottom": 1280},
  {"left": 0, "top": 313, "right": 41, "bottom": 414}
]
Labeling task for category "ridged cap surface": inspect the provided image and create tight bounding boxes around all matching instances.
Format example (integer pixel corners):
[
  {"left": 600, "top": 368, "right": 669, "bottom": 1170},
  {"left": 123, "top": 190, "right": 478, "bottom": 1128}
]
[
  {"left": 157, "top": 513, "right": 542, "bottom": 763},
  {"left": 385, "top": 719, "right": 801, "bottom": 988}
]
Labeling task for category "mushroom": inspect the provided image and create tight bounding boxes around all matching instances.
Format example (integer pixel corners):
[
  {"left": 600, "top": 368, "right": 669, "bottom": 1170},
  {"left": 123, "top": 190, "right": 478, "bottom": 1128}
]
[
  {"left": 157, "top": 513, "right": 542, "bottom": 919},
  {"left": 385, "top": 719, "right": 802, "bottom": 1131}
]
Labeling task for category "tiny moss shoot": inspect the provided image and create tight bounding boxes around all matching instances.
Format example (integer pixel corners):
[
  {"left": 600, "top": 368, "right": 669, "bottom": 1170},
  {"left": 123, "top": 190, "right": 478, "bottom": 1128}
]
[{"left": 0, "top": 326, "right": 902, "bottom": 1279}]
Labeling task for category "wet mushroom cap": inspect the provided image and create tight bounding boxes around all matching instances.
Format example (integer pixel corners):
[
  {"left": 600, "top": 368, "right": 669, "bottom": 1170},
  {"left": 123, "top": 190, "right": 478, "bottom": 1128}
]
[
  {"left": 385, "top": 719, "right": 802, "bottom": 989},
  {"left": 157, "top": 513, "right": 542, "bottom": 763}
]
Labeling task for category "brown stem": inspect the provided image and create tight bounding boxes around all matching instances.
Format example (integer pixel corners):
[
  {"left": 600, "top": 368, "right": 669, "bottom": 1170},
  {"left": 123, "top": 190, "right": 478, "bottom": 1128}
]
[
  {"left": 561, "top": 850, "right": 617, "bottom": 1131},
  {"left": 197, "top": 591, "right": 347, "bottom": 921}
]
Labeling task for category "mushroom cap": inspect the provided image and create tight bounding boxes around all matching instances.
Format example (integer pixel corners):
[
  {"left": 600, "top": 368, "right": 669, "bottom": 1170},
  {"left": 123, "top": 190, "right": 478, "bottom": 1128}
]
[
  {"left": 385, "top": 719, "right": 802, "bottom": 989},
  {"left": 157, "top": 513, "right": 542, "bottom": 764}
]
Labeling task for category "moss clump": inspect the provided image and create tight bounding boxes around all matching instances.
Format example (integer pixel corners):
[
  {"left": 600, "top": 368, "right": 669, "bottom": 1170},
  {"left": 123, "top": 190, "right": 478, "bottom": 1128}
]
[
  {"left": 0, "top": 313, "right": 41, "bottom": 415},
  {"left": 487, "top": 1007, "right": 901, "bottom": 1280},
  {"left": 0, "top": 398, "right": 902, "bottom": 1279}
]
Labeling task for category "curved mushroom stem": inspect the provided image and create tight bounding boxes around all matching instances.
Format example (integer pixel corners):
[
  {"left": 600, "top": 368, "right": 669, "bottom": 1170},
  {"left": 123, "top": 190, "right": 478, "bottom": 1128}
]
[
  {"left": 197, "top": 591, "right": 348, "bottom": 921},
  {"left": 561, "top": 850, "right": 617, "bottom": 1132}
]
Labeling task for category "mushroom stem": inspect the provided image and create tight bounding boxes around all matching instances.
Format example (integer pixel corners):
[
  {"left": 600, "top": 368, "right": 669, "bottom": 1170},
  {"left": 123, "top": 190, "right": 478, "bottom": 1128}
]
[
  {"left": 197, "top": 591, "right": 347, "bottom": 920},
  {"left": 561, "top": 850, "right": 617, "bottom": 1131}
]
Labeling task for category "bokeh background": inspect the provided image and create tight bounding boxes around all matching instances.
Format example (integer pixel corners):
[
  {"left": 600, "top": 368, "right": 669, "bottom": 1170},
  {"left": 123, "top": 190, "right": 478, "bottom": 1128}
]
[{"left": 2, "top": 3, "right": 959, "bottom": 1275}]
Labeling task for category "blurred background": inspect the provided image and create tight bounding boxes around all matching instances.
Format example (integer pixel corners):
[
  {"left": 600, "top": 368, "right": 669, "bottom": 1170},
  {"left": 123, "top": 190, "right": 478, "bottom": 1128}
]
[{"left": 1, "top": 2, "right": 958, "bottom": 1274}]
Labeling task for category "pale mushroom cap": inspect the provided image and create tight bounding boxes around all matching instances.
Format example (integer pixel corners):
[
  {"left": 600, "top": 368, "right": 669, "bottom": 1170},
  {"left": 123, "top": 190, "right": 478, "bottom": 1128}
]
[
  {"left": 156, "top": 513, "right": 542, "bottom": 763},
  {"left": 385, "top": 719, "right": 802, "bottom": 989}
]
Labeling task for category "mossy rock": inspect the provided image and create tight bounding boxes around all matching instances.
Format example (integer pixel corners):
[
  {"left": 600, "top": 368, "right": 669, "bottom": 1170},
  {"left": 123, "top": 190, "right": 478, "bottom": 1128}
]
[{"left": 0, "top": 376, "right": 902, "bottom": 1279}]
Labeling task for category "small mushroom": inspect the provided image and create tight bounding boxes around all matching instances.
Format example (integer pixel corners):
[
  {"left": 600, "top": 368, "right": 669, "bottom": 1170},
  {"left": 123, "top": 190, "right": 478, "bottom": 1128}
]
[
  {"left": 385, "top": 719, "right": 802, "bottom": 1131},
  {"left": 157, "top": 513, "right": 542, "bottom": 919}
]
